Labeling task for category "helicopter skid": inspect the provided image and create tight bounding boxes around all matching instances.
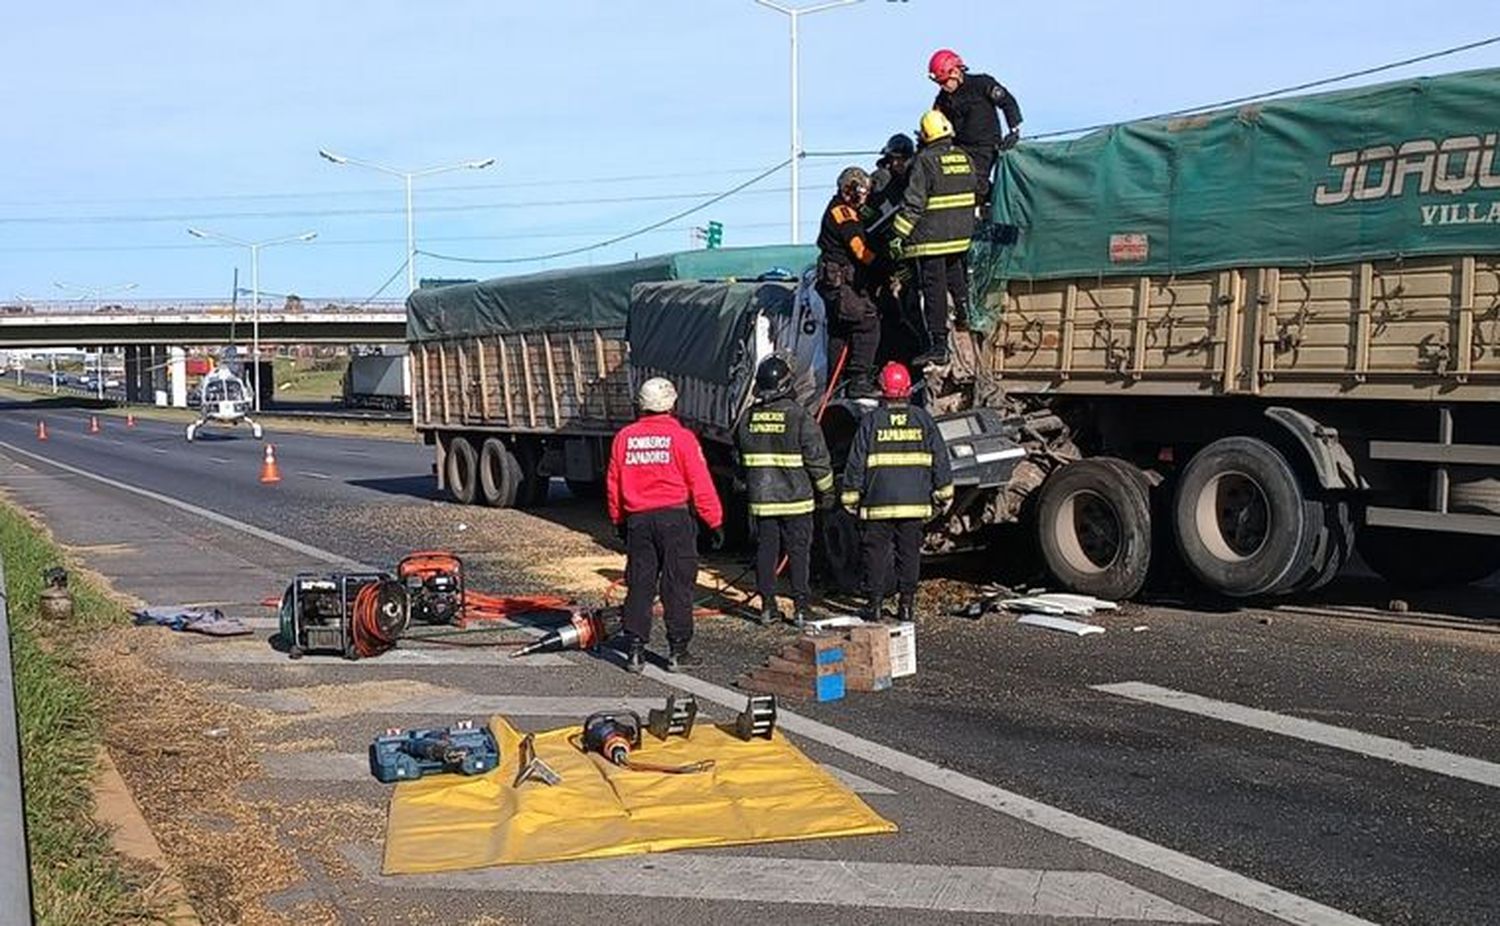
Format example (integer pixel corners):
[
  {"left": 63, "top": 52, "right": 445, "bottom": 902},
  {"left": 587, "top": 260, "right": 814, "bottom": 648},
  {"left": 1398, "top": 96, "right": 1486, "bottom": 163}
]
[{"left": 186, "top": 416, "right": 265, "bottom": 442}]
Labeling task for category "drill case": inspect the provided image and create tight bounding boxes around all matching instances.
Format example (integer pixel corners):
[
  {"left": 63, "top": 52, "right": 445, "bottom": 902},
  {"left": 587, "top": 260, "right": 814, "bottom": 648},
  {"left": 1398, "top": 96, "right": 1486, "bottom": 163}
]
[{"left": 369, "top": 720, "right": 500, "bottom": 783}]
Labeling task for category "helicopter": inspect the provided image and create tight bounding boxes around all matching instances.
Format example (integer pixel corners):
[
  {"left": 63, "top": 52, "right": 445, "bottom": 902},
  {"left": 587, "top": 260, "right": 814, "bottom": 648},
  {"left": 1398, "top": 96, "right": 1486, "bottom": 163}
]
[{"left": 185, "top": 348, "right": 264, "bottom": 442}]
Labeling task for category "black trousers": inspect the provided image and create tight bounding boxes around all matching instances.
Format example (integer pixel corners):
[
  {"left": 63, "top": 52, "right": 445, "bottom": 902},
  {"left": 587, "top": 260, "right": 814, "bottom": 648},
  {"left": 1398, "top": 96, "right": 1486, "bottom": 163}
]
[
  {"left": 862, "top": 518, "right": 923, "bottom": 602},
  {"left": 623, "top": 507, "right": 698, "bottom": 646},
  {"left": 969, "top": 148, "right": 997, "bottom": 207},
  {"left": 915, "top": 253, "right": 969, "bottom": 350},
  {"left": 820, "top": 280, "right": 879, "bottom": 387},
  {"left": 755, "top": 513, "right": 813, "bottom": 606}
]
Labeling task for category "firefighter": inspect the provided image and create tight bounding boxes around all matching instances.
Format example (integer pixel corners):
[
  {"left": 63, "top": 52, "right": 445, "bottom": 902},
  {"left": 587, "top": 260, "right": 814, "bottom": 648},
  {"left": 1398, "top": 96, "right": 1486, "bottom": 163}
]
[
  {"left": 929, "top": 47, "right": 1023, "bottom": 206},
  {"left": 735, "top": 354, "right": 835, "bottom": 627},
  {"left": 889, "top": 110, "right": 977, "bottom": 368},
  {"left": 865, "top": 133, "right": 922, "bottom": 366},
  {"left": 605, "top": 376, "right": 724, "bottom": 673},
  {"left": 816, "top": 166, "right": 883, "bottom": 399},
  {"left": 867, "top": 133, "right": 915, "bottom": 224},
  {"left": 841, "top": 362, "right": 953, "bottom": 623}
]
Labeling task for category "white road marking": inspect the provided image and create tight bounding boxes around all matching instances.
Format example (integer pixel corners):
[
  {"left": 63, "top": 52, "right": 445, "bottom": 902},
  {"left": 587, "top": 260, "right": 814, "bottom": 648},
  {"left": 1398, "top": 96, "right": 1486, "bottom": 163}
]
[
  {"left": 208, "top": 456, "right": 230, "bottom": 464},
  {"left": 339, "top": 844, "right": 1213, "bottom": 921},
  {"left": 298, "top": 471, "right": 331, "bottom": 480},
  {"left": 1093, "top": 681, "right": 1500, "bottom": 790},
  {"left": 151, "top": 448, "right": 168, "bottom": 454},
  {"left": 0, "top": 437, "right": 1372, "bottom": 926},
  {"left": 0, "top": 440, "right": 366, "bottom": 569},
  {"left": 259, "top": 751, "right": 894, "bottom": 795},
  {"left": 651, "top": 667, "right": 1376, "bottom": 926}
]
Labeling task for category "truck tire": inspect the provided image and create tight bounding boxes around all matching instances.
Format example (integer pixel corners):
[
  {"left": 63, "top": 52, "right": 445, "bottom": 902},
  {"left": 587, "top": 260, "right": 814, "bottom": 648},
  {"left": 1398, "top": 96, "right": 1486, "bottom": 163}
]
[
  {"left": 819, "top": 508, "right": 864, "bottom": 594},
  {"left": 446, "top": 436, "right": 480, "bottom": 505},
  {"left": 1357, "top": 526, "right": 1500, "bottom": 589},
  {"left": 1293, "top": 500, "right": 1355, "bottom": 594},
  {"left": 513, "top": 439, "right": 550, "bottom": 508},
  {"left": 478, "top": 437, "right": 518, "bottom": 508},
  {"left": 1172, "top": 437, "right": 1316, "bottom": 598},
  {"left": 1035, "top": 458, "right": 1152, "bottom": 600}
]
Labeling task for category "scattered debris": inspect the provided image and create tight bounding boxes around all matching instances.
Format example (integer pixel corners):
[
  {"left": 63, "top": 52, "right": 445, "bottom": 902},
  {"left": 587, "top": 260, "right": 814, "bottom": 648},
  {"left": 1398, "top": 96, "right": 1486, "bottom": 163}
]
[
  {"left": 1016, "top": 614, "right": 1106, "bottom": 636},
  {"left": 1132, "top": 625, "right": 1150, "bottom": 633},
  {"left": 951, "top": 587, "right": 1118, "bottom": 620},
  {"left": 1387, "top": 598, "right": 1410, "bottom": 613},
  {"left": 133, "top": 606, "right": 251, "bottom": 637}
]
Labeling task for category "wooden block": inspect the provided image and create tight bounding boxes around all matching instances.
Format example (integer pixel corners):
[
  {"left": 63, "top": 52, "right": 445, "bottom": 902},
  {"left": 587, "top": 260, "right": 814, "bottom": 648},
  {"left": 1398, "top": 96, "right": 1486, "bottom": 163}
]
[
  {"left": 794, "top": 635, "right": 845, "bottom": 666},
  {"left": 846, "top": 674, "right": 892, "bottom": 693},
  {"left": 763, "top": 655, "right": 843, "bottom": 678}
]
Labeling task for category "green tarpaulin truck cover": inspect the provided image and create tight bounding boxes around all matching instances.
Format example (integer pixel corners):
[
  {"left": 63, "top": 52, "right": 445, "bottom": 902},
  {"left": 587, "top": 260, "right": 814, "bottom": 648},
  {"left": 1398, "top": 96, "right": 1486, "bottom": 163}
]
[
  {"left": 406, "top": 245, "right": 815, "bottom": 341},
  {"left": 975, "top": 67, "right": 1500, "bottom": 330}
]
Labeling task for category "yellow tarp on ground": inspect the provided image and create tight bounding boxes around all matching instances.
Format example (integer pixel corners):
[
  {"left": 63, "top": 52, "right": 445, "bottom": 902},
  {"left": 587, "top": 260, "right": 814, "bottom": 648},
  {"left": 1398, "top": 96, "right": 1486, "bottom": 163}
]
[{"left": 382, "top": 715, "right": 896, "bottom": 874}]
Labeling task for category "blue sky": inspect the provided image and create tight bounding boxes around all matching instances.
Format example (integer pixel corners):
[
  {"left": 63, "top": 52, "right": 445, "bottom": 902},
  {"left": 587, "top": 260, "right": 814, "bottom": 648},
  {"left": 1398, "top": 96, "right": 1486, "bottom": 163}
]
[{"left": 2, "top": 1, "right": 1498, "bottom": 301}]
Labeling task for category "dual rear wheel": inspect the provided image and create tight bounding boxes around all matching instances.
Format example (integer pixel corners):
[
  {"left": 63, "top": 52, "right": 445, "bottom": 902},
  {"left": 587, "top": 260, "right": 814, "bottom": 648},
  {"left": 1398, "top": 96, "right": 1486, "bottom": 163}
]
[{"left": 445, "top": 435, "right": 550, "bottom": 508}]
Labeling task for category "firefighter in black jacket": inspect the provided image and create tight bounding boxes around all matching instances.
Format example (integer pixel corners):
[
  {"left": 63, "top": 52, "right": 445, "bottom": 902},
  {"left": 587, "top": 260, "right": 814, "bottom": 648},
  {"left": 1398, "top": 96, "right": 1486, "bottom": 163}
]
[
  {"left": 816, "top": 167, "right": 882, "bottom": 399},
  {"left": 929, "top": 47, "right": 1022, "bottom": 205},
  {"left": 841, "top": 362, "right": 953, "bottom": 623},
  {"left": 889, "top": 110, "right": 977, "bottom": 368},
  {"left": 736, "top": 355, "right": 835, "bottom": 627}
]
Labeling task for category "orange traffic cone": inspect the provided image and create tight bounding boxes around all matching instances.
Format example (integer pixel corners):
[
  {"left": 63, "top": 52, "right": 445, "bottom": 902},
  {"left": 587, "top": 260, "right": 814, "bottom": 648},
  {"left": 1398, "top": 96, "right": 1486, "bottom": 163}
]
[
  {"left": 126, "top": 413, "right": 136, "bottom": 428},
  {"left": 36, "top": 420, "right": 47, "bottom": 441},
  {"left": 259, "top": 444, "right": 282, "bottom": 484},
  {"left": 88, "top": 415, "right": 100, "bottom": 434}
]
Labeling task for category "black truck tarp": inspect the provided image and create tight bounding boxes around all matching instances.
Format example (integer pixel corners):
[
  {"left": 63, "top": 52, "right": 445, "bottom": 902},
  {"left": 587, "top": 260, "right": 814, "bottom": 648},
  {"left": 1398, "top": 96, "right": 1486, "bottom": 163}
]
[
  {"left": 627, "top": 280, "right": 796, "bottom": 385},
  {"left": 406, "top": 245, "right": 815, "bottom": 342}
]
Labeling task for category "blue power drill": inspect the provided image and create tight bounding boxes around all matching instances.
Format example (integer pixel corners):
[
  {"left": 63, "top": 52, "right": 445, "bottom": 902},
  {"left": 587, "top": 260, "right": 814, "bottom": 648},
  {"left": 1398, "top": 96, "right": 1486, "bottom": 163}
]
[{"left": 369, "top": 720, "right": 499, "bottom": 783}]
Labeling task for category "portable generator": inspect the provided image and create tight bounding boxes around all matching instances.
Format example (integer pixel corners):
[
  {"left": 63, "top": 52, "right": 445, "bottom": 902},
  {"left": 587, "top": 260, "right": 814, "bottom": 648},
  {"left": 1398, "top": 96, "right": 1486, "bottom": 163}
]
[
  {"left": 396, "top": 551, "right": 465, "bottom": 625},
  {"left": 278, "top": 572, "right": 408, "bottom": 659}
]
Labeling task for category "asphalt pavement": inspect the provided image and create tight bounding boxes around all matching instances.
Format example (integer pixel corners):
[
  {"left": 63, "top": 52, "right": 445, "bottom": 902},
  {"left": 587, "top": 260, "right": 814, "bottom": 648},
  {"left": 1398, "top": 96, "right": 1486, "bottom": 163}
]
[{"left": 0, "top": 399, "right": 1496, "bottom": 925}]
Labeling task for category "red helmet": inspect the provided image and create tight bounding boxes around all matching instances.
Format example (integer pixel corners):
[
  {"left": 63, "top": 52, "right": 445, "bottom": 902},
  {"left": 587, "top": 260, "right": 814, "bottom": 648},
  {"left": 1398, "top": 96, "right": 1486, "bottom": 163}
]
[
  {"left": 928, "top": 48, "right": 965, "bottom": 83},
  {"left": 878, "top": 362, "right": 912, "bottom": 399}
]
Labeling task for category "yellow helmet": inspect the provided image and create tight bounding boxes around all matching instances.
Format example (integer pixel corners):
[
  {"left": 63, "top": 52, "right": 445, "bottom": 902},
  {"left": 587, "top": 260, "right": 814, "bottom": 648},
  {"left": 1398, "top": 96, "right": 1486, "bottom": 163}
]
[{"left": 918, "top": 109, "right": 954, "bottom": 144}]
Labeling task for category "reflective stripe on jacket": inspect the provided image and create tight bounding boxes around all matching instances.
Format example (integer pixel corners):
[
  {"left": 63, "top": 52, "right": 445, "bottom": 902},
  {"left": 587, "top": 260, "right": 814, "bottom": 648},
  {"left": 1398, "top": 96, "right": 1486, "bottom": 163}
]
[
  {"left": 891, "top": 139, "right": 977, "bottom": 258},
  {"left": 840, "top": 402, "right": 953, "bottom": 521},
  {"left": 735, "top": 395, "right": 833, "bottom": 518}
]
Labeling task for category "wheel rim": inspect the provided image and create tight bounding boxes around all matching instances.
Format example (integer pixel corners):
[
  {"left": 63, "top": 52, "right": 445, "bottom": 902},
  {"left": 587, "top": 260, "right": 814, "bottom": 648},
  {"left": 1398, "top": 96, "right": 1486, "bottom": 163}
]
[
  {"left": 1195, "top": 471, "right": 1269, "bottom": 561},
  {"left": 1054, "top": 489, "right": 1121, "bottom": 574}
]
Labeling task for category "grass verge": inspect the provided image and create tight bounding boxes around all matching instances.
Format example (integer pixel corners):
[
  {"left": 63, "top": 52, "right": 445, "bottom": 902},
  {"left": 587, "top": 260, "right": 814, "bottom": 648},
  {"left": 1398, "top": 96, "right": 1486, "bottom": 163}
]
[{"left": 1, "top": 504, "right": 162, "bottom": 925}]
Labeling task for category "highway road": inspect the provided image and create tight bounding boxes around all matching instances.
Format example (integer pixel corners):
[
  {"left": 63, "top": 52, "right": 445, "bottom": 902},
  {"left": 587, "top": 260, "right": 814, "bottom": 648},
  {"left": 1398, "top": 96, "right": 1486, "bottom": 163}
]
[{"left": 0, "top": 398, "right": 1496, "bottom": 925}]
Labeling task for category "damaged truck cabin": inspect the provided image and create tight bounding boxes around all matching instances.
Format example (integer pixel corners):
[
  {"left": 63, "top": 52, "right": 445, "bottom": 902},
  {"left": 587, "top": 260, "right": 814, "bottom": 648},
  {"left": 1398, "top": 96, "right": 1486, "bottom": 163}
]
[
  {"left": 406, "top": 245, "right": 816, "bottom": 511},
  {"left": 921, "top": 66, "right": 1500, "bottom": 600}
]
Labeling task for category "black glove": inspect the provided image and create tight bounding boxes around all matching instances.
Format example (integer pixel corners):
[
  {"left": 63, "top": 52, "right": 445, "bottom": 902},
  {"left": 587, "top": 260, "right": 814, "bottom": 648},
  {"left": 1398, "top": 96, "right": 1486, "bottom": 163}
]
[
  {"left": 816, "top": 492, "right": 835, "bottom": 511},
  {"left": 708, "top": 527, "right": 726, "bottom": 551},
  {"left": 999, "top": 129, "right": 1021, "bottom": 151},
  {"left": 614, "top": 521, "right": 627, "bottom": 542}
]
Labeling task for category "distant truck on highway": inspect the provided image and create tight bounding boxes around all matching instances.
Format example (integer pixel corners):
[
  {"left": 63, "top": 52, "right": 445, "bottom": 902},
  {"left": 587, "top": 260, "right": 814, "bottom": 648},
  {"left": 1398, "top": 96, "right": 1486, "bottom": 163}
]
[
  {"left": 409, "top": 67, "right": 1500, "bottom": 598},
  {"left": 342, "top": 351, "right": 411, "bottom": 411}
]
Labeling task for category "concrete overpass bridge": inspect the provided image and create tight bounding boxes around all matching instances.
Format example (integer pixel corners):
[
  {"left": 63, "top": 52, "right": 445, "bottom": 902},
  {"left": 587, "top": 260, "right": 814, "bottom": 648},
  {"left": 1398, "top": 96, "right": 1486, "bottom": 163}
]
[{"left": 0, "top": 299, "right": 406, "bottom": 404}]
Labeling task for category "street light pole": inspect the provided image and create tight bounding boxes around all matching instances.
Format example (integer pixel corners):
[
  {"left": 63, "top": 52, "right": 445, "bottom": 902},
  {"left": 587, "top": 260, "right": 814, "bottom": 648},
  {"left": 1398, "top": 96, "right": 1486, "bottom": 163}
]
[
  {"left": 187, "top": 229, "right": 316, "bottom": 412},
  {"left": 754, "top": 0, "right": 861, "bottom": 245},
  {"left": 53, "top": 281, "right": 137, "bottom": 399},
  {"left": 318, "top": 150, "right": 497, "bottom": 294}
]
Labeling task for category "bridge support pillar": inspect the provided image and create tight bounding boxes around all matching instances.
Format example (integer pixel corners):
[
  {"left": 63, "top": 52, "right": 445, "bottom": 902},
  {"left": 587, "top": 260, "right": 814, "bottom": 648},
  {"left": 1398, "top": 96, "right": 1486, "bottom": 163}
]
[
  {"left": 168, "top": 347, "right": 187, "bottom": 408},
  {"left": 123, "top": 346, "right": 142, "bottom": 403},
  {"left": 146, "top": 345, "right": 165, "bottom": 405}
]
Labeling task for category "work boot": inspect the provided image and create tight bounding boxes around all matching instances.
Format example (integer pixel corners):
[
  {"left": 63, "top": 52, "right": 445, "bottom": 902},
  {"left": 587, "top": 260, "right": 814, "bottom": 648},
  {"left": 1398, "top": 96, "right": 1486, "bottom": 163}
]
[
  {"left": 847, "top": 378, "right": 882, "bottom": 400},
  {"left": 790, "top": 601, "right": 812, "bottom": 629},
  {"left": 754, "top": 602, "right": 780, "bottom": 626},
  {"left": 897, "top": 598, "right": 916, "bottom": 625},
  {"left": 622, "top": 636, "right": 645, "bottom": 675},
  {"left": 666, "top": 642, "right": 701, "bottom": 672},
  {"left": 862, "top": 597, "right": 887, "bottom": 624},
  {"left": 912, "top": 347, "right": 950, "bottom": 368}
]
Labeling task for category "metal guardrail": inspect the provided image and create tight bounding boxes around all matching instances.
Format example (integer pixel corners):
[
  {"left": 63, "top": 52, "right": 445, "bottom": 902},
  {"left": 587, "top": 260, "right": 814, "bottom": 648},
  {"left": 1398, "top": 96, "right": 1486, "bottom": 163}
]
[{"left": 0, "top": 552, "right": 36, "bottom": 923}]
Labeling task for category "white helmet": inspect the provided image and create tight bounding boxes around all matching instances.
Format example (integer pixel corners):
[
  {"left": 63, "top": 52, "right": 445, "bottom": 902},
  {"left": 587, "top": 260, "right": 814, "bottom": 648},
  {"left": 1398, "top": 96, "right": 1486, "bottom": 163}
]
[{"left": 637, "top": 377, "right": 678, "bottom": 413}]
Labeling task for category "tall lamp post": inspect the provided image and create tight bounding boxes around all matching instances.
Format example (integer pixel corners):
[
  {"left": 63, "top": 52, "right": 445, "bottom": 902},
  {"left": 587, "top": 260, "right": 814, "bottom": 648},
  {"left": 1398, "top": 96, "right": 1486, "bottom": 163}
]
[
  {"left": 317, "top": 150, "right": 496, "bottom": 294},
  {"left": 186, "top": 229, "right": 316, "bottom": 412},
  {"left": 753, "top": 0, "right": 861, "bottom": 245},
  {"left": 53, "top": 280, "right": 138, "bottom": 399}
]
